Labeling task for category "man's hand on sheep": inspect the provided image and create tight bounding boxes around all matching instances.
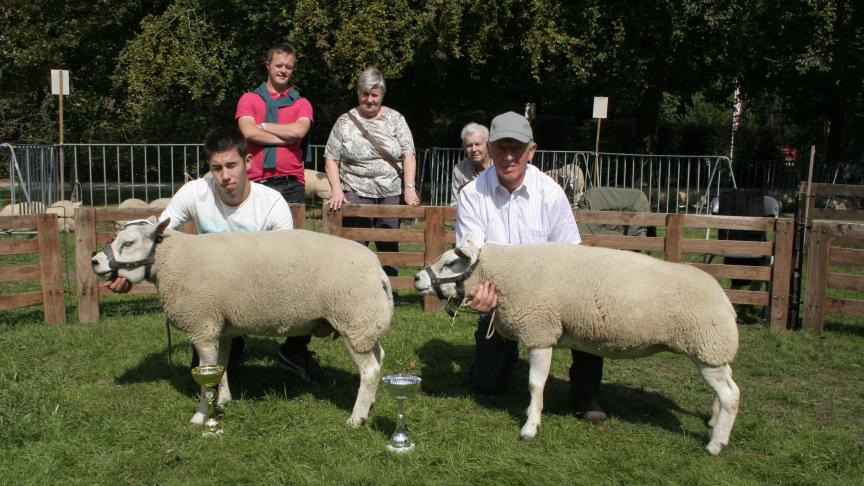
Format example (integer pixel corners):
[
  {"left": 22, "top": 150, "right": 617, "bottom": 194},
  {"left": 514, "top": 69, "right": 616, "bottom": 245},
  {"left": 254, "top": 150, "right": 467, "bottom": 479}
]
[
  {"left": 467, "top": 281, "right": 498, "bottom": 313},
  {"left": 105, "top": 276, "right": 132, "bottom": 293}
]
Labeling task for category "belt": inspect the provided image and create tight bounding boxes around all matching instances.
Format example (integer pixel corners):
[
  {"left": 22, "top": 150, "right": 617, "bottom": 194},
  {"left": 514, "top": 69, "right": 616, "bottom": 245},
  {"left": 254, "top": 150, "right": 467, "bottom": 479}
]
[{"left": 260, "top": 175, "right": 298, "bottom": 185}]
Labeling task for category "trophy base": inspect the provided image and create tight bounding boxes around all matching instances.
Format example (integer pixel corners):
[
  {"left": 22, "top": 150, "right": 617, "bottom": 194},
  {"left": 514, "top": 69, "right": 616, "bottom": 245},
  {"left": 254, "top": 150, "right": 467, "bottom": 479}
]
[
  {"left": 202, "top": 418, "right": 223, "bottom": 438},
  {"left": 386, "top": 443, "right": 415, "bottom": 454}
]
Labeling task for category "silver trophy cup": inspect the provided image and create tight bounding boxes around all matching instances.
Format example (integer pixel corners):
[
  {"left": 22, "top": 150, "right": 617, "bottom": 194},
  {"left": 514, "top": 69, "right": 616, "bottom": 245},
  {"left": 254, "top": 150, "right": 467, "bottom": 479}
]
[{"left": 381, "top": 374, "right": 422, "bottom": 453}]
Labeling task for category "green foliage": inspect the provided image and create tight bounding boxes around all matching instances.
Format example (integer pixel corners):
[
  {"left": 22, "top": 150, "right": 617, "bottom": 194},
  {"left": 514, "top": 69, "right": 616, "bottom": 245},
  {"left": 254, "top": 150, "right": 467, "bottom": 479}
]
[{"left": 0, "top": 0, "right": 861, "bottom": 161}]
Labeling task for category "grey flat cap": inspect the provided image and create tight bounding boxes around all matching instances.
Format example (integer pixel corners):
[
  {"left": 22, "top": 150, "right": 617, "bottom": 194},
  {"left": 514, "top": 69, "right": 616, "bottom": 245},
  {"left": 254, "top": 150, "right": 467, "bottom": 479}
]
[{"left": 488, "top": 111, "right": 533, "bottom": 143}]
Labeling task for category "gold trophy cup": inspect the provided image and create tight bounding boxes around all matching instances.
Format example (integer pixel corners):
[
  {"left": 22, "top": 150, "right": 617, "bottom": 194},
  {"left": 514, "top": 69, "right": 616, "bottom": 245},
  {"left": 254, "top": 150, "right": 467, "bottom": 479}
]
[
  {"left": 191, "top": 365, "right": 225, "bottom": 437},
  {"left": 382, "top": 374, "right": 422, "bottom": 453}
]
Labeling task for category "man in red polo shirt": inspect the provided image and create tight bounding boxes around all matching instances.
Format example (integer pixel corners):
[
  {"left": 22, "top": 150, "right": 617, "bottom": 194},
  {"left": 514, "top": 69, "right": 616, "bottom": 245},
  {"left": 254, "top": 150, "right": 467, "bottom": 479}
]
[
  {"left": 236, "top": 43, "right": 326, "bottom": 384},
  {"left": 236, "top": 43, "right": 313, "bottom": 205}
]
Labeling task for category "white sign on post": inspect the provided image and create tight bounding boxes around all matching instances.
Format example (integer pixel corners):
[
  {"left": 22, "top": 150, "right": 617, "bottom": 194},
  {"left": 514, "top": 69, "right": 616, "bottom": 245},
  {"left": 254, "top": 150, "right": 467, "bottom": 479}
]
[
  {"left": 592, "top": 96, "right": 608, "bottom": 119},
  {"left": 51, "top": 69, "right": 70, "bottom": 95}
]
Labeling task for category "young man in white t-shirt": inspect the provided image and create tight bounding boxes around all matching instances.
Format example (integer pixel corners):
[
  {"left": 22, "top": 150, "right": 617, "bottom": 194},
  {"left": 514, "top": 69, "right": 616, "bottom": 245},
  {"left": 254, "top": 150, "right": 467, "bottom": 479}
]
[{"left": 105, "top": 126, "right": 329, "bottom": 384}]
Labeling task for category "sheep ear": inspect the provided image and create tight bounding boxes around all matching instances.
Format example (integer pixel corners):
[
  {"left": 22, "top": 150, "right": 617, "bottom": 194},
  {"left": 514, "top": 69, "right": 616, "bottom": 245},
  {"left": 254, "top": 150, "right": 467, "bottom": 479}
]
[
  {"left": 454, "top": 243, "right": 478, "bottom": 265},
  {"left": 148, "top": 218, "right": 171, "bottom": 239}
]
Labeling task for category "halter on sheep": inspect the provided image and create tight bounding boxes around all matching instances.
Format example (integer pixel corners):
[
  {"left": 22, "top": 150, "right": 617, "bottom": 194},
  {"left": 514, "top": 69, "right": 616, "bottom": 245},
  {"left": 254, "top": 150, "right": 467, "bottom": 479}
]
[{"left": 100, "top": 220, "right": 162, "bottom": 280}]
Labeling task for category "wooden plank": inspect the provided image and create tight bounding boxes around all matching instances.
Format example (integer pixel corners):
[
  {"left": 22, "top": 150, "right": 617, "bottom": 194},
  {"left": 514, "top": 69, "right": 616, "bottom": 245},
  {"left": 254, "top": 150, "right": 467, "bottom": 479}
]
[
  {"left": 340, "top": 228, "right": 425, "bottom": 243},
  {"left": 0, "top": 239, "right": 39, "bottom": 255},
  {"left": 424, "top": 207, "right": 446, "bottom": 312},
  {"left": 826, "top": 273, "right": 864, "bottom": 292},
  {"left": 0, "top": 291, "right": 43, "bottom": 311},
  {"left": 811, "top": 208, "right": 864, "bottom": 222},
  {"left": 580, "top": 235, "right": 665, "bottom": 251},
  {"left": 389, "top": 276, "right": 416, "bottom": 290},
  {"left": 678, "top": 214, "right": 775, "bottom": 231},
  {"left": 725, "top": 289, "right": 770, "bottom": 306},
  {"left": 664, "top": 214, "right": 684, "bottom": 262},
  {"left": 377, "top": 252, "right": 424, "bottom": 266},
  {"left": 769, "top": 218, "right": 794, "bottom": 331},
  {"left": 573, "top": 210, "right": 667, "bottom": 227},
  {"left": 824, "top": 221, "right": 864, "bottom": 245},
  {"left": 94, "top": 208, "right": 162, "bottom": 221},
  {"left": 828, "top": 247, "right": 864, "bottom": 267},
  {"left": 689, "top": 263, "right": 771, "bottom": 281},
  {"left": 810, "top": 183, "right": 864, "bottom": 198},
  {"left": 0, "top": 264, "right": 41, "bottom": 282},
  {"left": 36, "top": 214, "right": 66, "bottom": 325},
  {"left": 0, "top": 215, "right": 38, "bottom": 229},
  {"left": 803, "top": 221, "right": 830, "bottom": 333},
  {"left": 96, "top": 232, "right": 115, "bottom": 244},
  {"left": 683, "top": 239, "right": 773, "bottom": 257},
  {"left": 289, "top": 203, "right": 305, "bottom": 230},
  {"left": 444, "top": 230, "right": 456, "bottom": 244},
  {"left": 824, "top": 296, "right": 864, "bottom": 316},
  {"left": 442, "top": 206, "right": 457, "bottom": 220},
  {"left": 322, "top": 207, "right": 342, "bottom": 236},
  {"left": 340, "top": 204, "right": 426, "bottom": 219},
  {"left": 75, "top": 207, "right": 100, "bottom": 323}
]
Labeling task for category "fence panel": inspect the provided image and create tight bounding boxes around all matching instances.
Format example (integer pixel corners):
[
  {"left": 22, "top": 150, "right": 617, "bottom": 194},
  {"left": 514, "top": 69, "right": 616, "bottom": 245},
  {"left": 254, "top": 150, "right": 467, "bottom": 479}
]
[
  {"left": 0, "top": 214, "right": 66, "bottom": 324},
  {"left": 803, "top": 221, "right": 864, "bottom": 333}
]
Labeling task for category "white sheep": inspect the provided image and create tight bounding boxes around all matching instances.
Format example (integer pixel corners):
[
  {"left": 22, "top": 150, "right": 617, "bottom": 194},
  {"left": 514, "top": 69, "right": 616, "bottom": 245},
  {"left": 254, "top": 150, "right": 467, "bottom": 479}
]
[
  {"left": 544, "top": 163, "right": 585, "bottom": 203},
  {"left": 0, "top": 202, "right": 47, "bottom": 231},
  {"left": 92, "top": 218, "right": 393, "bottom": 428},
  {"left": 415, "top": 241, "right": 740, "bottom": 455},
  {"left": 304, "top": 169, "right": 332, "bottom": 202},
  {"left": 148, "top": 198, "right": 172, "bottom": 210},
  {"left": 46, "top": 199, "right": 81, "bottom": 232}
]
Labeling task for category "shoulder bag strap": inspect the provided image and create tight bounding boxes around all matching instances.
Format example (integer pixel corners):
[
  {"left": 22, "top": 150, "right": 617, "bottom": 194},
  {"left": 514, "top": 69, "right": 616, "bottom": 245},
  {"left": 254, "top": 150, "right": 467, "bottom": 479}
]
[{"left": 346, "top": 110, "right": 403, "bottom": 177}]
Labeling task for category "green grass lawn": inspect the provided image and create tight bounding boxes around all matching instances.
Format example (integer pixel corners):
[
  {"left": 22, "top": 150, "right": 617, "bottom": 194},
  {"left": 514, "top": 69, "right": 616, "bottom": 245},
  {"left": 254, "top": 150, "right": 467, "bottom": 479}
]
[{"left": 1, "top": 293, "right": 863, "bottom": 484}]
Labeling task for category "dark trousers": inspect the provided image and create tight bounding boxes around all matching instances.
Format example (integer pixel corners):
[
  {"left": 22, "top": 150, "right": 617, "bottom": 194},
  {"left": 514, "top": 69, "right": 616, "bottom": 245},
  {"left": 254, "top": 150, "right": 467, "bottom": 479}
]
[
  {"left": 471, "top": 314, "right": 604, "bottom": 396},
  {"left": 259, "top": 175, "right": 311, "bottom": 354},
  {"left": 343, "top": 192, "right": 401, "bottom": 277}
]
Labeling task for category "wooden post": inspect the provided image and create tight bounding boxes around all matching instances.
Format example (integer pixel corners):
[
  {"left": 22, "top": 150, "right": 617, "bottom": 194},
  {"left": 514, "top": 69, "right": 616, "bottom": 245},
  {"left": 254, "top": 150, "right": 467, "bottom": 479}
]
[
  {"left": 75, "top": 206, "right": 100, "bottom": 323},
  {"left": 803, "top": 221, "right": 830, "bottom": 333},
  {"left": 593, "top": 118, "right": 602, "bottom": 186},
  {"left": 322, "top": 207, "right": 342, "bottom": 236},
  {"left": 769, "top": 218, "right": 794, "bottom": 332},
  {"left": 36, "top": 214, "right": 66, "bottom": 325},
  {"left": 664, "top": 214, "right": 684, "bottom": 262},
  {"left": 58, "top": 70, "right": 65, "bottom": 200},
  {"left": 423, "top": 206, "right": 446, "bottom": 312},
  {"left": 289, "top": 203, "right": 305, "bottom": 230}
]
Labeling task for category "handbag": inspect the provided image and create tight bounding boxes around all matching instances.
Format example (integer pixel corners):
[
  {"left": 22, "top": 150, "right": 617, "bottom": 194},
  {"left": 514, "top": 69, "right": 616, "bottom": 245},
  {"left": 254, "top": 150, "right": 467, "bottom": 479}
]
[{"left": 346, "top": 110, "right": 403, "bottom": 177}]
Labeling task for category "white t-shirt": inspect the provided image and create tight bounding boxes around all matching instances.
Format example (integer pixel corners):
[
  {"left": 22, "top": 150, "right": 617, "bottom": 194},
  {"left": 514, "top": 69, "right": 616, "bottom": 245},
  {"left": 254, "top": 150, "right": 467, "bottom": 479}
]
[{"left": 159, "top": 175, "right": 294, "bottom": 234}]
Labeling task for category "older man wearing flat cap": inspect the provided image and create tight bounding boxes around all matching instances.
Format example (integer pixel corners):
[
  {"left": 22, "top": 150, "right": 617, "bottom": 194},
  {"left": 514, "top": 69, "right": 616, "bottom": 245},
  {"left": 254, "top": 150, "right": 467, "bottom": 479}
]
[{"left": 455, "top": 111, "right": 606, "bottom": 422}]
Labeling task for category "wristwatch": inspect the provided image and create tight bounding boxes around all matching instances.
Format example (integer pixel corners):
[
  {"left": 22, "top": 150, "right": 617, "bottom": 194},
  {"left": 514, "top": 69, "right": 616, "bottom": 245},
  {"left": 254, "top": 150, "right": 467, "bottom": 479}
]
[{"left": 259, "top": 122, "right": 267, "bottom": 130}]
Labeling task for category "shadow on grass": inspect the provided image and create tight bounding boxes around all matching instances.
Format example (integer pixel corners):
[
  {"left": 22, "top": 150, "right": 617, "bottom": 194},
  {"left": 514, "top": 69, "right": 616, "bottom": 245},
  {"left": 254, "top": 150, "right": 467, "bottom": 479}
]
[
  {"left": 116, "top": 336, "right": 359, "bottom": 414},
  {"left": 415, "top": 338, "right": 699, "bottom": 437},
  {"left": 824, "top": 320, "right": 864, "bottom": 336},
  {"left": 99, "top": 295, "right": 163, "bottom": 318}
]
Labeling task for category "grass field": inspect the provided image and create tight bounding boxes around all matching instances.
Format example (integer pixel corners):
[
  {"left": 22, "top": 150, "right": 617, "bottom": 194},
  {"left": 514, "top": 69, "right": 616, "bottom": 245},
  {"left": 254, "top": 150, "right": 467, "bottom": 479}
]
[{"left": 1, "top": 291, "right": 863, "bottom": 485}]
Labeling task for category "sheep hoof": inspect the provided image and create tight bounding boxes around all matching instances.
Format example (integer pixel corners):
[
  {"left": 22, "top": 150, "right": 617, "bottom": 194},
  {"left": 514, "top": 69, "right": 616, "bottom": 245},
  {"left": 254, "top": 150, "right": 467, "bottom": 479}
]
[
  {"left": 346, "top": 416, "right": 366, "bottom": 429},
  {"left": 518, "top": 434, "right": 534, "bottom": 442},
  {"left": 518, "top": 425, "right": 537, "bottom": 441},
  {"left": 705, "top": 442, "right": 724, "bottom": 456},
  {"left": 190, "top": 412, "right": 205, "bottom": 426}
]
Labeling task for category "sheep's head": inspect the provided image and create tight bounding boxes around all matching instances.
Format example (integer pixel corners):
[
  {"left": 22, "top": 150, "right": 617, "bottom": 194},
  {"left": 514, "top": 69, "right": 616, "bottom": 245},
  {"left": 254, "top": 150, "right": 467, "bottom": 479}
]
[
  {"left": 91, "top": 217, "right": 171, "bottom": 283},
  {"left": 414, "top": 239, "right": 480, "bottom": 300}
]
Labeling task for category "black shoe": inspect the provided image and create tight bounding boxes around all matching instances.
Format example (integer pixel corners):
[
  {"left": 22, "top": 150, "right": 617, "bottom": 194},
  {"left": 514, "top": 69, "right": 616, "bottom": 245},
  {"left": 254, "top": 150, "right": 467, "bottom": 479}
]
[
  {"left": 277, "top": 347, "right": 333, "bottom": 385},
  {"left": 573, "top": 394, "right": 607, "bottom": 423},
  {"left": 190, "top": 336, "right": 245, "bottom": 368}
]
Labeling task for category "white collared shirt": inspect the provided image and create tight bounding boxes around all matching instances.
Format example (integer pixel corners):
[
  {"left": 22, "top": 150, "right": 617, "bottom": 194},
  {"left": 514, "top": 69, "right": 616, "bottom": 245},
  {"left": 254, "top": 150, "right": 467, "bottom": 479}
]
[{"left": 456, "top": 163, "right": 581, "bottom": 247}]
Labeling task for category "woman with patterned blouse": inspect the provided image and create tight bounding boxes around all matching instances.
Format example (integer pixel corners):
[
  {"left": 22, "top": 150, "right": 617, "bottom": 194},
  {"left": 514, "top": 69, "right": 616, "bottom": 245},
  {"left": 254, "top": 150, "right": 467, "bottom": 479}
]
[{"left": 323, "top": 67, "right": 420, "bottom": 276}]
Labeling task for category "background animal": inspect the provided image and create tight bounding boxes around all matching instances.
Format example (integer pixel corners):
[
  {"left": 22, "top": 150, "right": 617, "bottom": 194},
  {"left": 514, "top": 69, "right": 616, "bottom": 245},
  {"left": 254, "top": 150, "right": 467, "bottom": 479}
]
[
  {"left": 415, "top": 241, "right": 740, "bottom": 455},
  {"left": 304, "top": 169, "right": 332, "bottom": 203},
  {"left": 92, "top": 220, "right": 393, "bottom": 428}
]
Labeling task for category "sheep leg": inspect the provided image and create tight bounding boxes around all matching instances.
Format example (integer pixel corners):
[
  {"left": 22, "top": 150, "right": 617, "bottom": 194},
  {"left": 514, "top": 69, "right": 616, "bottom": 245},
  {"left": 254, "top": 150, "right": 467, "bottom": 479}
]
[
  {"left": 519, "top": 347, "right": 553, "bottom": 441},
  {"left": 344, "top": 340, "right": 383, "bottom": 428},
  {"left": 697, "top": 362, "right": 740, "bottom": 455},
  {"left": 215, "top": 335, "right": 233, "bottom": 407},
  {"left": 190, "top": 340, "right": 219, "bottom": 425}
]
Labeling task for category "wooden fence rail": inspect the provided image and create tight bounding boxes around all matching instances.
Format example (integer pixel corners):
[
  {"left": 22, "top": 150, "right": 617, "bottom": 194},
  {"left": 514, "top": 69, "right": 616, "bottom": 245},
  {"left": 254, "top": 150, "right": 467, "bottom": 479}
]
[
  {"left": 0, "top": 214, "right": 66, "bottom": 324},
  {"left": 803, "top": 221, "right": 864, "bottom": 333},
  {"left": 72, "top": 205, "right": 793, "bottom": 329}
]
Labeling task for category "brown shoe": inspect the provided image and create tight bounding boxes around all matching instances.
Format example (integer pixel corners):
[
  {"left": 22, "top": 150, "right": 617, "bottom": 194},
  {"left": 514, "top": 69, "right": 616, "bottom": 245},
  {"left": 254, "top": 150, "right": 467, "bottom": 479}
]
[{"left": 574, "top": 394, "right": 607, "bottom": 423}]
